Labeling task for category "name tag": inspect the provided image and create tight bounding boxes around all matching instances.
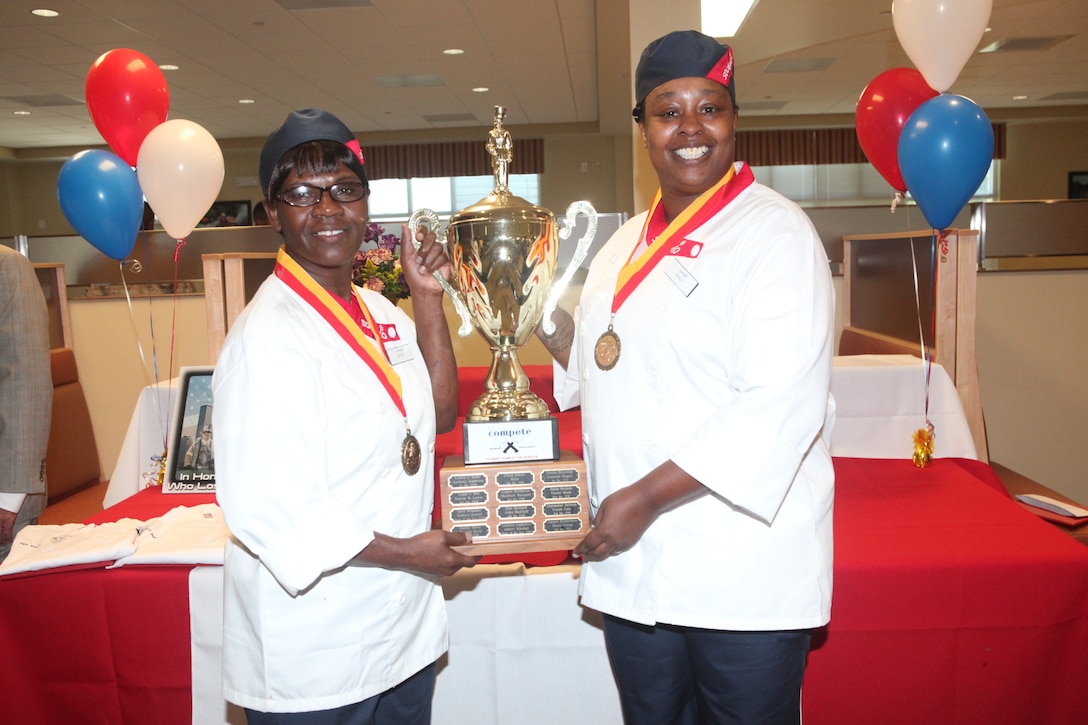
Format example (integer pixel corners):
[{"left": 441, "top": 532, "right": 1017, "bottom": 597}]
[
  {"left": 387, "top": 341, "right": 415, "bottom": 366},
  {"left": 664, "top": 257, "right": 698, "bottom": 296}
]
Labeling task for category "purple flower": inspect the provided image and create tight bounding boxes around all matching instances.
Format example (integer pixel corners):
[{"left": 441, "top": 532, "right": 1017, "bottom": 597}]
[
  {"left": 364, "top": 222, "right": 385, "bottom": 244},
  {"left": 378, "top": 232, "right": 400, "bottom": 251}
]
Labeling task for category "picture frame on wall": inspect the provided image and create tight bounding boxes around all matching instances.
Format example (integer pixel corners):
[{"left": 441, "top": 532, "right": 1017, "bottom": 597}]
[
  {"left": 163, "top": 366, "right": 216, "bottom": 493},
  {"left": 197, "top": 200, "right": 252, "bottom": 228},
  {"left": 1068, "top": 171, "right": 1088, "bottom": 199}
]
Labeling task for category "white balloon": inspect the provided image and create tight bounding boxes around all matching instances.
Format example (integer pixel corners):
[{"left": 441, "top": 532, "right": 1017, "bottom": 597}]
[
  {"left": 893, "top": 0, "right": 993, "bottom": 93},
  {"left": 137, "top": 119, "right": 225, "bottom": 240}
]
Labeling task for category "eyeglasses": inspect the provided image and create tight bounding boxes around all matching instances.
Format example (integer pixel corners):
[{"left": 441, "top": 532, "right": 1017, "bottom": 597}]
[{"left": 277, "top": 182, "right": 368, "bottom": 207}]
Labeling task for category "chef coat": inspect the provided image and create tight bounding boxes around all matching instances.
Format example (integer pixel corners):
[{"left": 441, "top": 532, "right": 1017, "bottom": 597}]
[
  {"left": 214, "top": 273, "right": 445, "bottom": 713},
  {"left": 557, "top": 163, "right": 837, "bottom": 631}
]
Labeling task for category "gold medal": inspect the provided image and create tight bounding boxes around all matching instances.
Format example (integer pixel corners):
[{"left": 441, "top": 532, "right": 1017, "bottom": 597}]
[
  {"left": 401, "top": 432, "right": 422, "bottom": 475},
  {"left": 594, "top": 327, "right": 621, "bottom": 371}
]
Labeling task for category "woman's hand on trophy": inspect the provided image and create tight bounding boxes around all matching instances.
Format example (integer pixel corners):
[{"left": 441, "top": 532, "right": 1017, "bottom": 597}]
[{"left": 401, "top": 222, "right": 453, "bottom": 297}]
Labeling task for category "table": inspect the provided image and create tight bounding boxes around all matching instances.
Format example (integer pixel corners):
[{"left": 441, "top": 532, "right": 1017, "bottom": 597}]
[
  {"left": 106, "top": 355, "right": 977, "bottom": 506},
  {"left": 5, "top": 457, "right": 1087, "bottom": 724},
  {"left": 105, "top": 379, "right": 178, "bottom": 508},
  {"left": 990, "top": 461, "right": 1088, "bottom": 545},
  {"left": 828, "top": 354, "right": 976, "bottom": 459}
]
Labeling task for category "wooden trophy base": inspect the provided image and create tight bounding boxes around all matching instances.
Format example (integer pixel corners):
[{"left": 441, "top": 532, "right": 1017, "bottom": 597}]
[{"left": 438, "top": 450, "right": 589, "bottom": 556}]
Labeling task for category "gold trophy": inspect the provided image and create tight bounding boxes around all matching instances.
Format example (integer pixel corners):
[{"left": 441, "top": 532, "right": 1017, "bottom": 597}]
[
  {"left": 410, "top": 106, "right": 596, "bottom": 554},
  {"left": 409, "top": 105, "right": 596, "bottom": 457}
]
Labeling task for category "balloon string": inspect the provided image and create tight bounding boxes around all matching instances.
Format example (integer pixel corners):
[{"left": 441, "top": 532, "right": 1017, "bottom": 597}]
[
  {"left": 165, "top": 238, "right": 187, "bottom": 408},
  {"left": 909, "top": 233, "right": 934, "bottom": 429},
  {"left": 119, "top": 249, "right": 169, "bottom": 452},
  {"left": 928, "top": 232, "right": 941, "bottom": 424},
  {"left": 902, "top": 201, "right": 931, "bottom": 425},
  {"left": 142, "top": 233, "right": 169, "bottom": 450},
  {"left": 890, "top": 191, "right": 902, "bottom": 212}
]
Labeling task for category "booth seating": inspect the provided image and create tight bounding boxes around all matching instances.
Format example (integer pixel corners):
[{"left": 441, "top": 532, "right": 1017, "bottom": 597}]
[{"left": 45, "top": 347, "right": 101, "bottom": 502}]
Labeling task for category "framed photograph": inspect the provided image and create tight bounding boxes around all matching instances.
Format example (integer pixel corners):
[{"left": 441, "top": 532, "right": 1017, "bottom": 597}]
[
  {"left": 197, "top": 200, "right": 252, "bottom": 228},
  {"left": 1069, "top": 171, "right": 1088, "bottom": 199},
  {"left": 163, "top": 366, "right": 217, "bottom": 493}
]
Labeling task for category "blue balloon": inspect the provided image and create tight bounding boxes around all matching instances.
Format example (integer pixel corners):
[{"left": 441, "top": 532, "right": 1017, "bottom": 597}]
[
  {"left": 57, "top": 149, "right": 143, "bottom": 260},
  {"left": 898, "top": 94, "right": 994, "bottom": 231}
]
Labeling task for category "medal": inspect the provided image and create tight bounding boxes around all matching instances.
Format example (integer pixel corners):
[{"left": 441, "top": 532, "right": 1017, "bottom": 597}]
[
  {"left": 594, "top": 325, "right": 621, "bottom": 370},
  {"left": 601, "top": 166, "right": 751, "bottom": 371},
  {"left": 401, "top": 431, "right": 422, "bottom": 475}
]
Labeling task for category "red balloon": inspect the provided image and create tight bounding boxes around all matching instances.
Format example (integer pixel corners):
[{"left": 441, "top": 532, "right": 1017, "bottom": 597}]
[
  {"left": 855, "top": 68, "right": 937, "bottom": 193},
  {"left": 85, "top": 49, "right": 170, "bottom": 167}
]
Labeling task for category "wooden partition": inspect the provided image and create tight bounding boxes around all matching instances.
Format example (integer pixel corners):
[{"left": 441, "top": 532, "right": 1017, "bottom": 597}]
[
  {"left": 202, "top": 253, "right": 277, "bottom": 361},
  {"left": 841, "top": 229, "right": 987, "bottom": 460},
  {"left": 33, "top": 263, "right": 72, "bottom": 349}
]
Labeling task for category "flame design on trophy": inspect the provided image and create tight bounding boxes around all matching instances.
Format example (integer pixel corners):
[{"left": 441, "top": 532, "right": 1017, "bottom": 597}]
[{"left": 410, "top": 106, "right": 597, "bottom": 423}]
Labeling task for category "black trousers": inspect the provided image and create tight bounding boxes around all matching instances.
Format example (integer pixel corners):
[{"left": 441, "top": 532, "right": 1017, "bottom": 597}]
[
  {"left": 603, "top": 614, "right": 811, "bottom": 725},
  {"left": 243, "top": 662, "right": 436, "bottom": 725}
]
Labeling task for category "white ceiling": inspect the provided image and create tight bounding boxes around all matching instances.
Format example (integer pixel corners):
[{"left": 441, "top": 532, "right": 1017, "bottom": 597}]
[{"left": 0, "top": 0, "right": 1085, "bottom": 154}]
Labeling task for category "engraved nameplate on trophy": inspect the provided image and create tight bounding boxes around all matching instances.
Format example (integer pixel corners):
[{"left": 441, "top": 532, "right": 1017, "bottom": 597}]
[{"left": 439, "top": 452, "right": 589, "bottom": 555}]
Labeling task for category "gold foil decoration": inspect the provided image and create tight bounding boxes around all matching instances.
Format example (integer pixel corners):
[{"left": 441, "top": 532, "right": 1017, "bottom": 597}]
[{"left": 912, "top": 424, "right": 934, "bottom": 468}]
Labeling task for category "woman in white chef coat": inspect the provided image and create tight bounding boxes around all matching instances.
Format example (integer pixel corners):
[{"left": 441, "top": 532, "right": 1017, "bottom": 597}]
[
  {"left": 213, "top": 108, "right": 478, "bottom": 724},
  {"left": 538, "top": 31, "right": 836, "bottom": 724}
]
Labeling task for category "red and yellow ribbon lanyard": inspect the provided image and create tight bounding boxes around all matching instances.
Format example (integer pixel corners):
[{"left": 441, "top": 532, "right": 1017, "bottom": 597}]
[
  {"left": 593, "top": 163, "right": 754, "bottom": 370},
  {"left": 274, "top": 248, "right": 423, "bottom": 475}
]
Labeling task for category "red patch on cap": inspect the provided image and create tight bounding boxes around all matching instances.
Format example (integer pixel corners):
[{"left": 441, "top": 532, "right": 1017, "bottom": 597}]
[
  {"left": 345, "top": 138, "right": 365, "bottom": 166},
  {"left": 706, "top": 46, "right": 734, "bottom": 89}
]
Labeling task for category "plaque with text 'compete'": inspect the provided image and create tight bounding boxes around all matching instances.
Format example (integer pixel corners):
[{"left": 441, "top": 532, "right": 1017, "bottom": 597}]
[
  {"left": 438, "top": 451, "right": 590, "bottom": 555},
  {"left": 461, "top": 417, "right": 559, "bottom": 465}
]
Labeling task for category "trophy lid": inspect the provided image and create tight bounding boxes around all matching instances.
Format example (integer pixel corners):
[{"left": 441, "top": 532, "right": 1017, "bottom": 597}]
[{"left": 449, "top": 106, "right": 555, "bottom": 227}]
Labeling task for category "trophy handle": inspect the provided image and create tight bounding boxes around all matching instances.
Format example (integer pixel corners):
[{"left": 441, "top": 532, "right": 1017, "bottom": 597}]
[
  {"left": 407, "top": 208, "right": 474, "bottom": 338},
  {"left": 542, "top": 200, "right": 597, "bottom": 335}
]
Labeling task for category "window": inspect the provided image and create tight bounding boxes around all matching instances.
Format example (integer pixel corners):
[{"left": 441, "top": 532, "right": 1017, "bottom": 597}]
[
  {"left": 749, "top": 162, "right": 997, "bottom": 207},
  {"left": 368, "top": 174, "right": 541, "bottom": 221}
]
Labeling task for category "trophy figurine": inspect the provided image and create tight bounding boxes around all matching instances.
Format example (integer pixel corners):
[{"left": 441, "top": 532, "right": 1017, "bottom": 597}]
[{"left": 410, "top": 105, "right": 597, "bottom": 460}]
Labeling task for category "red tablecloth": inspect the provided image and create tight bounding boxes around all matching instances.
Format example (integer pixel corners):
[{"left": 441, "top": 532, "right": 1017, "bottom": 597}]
[
  {"left": 806, "top": 457, "right": 1088, "bottom": 724},
  {"left": 0, "top": 490, "right": 216, "bottom": 725},
  {"left": 4, "top": 459, "right": 1088, "bottom": 724}
]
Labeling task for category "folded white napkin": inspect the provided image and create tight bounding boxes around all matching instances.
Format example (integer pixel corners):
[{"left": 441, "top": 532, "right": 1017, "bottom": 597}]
[
  {"left": 0, "top": 519, "right": 144, "bottom": 576},
  {"left": 110, "top": 503, "right": 229, "bottom": 567}
]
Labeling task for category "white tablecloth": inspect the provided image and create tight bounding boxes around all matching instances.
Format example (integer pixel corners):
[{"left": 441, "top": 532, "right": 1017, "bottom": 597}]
[
  {"left": 104, "top": 380, "right": 178, "bottom": 508},
  {"left": 189, "top": 563, "right": 622, "bottom": 725},
  {"left": 828, "top": 354, "right": 977, "bottom": 460}
]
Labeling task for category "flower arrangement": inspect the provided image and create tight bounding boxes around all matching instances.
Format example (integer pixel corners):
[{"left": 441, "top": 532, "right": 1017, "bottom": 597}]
[{"left": 352, "top": 222, "right": 409, "bottom": 302}]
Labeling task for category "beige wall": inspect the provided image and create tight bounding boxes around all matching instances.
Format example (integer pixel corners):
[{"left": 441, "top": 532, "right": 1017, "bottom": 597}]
[
  {"left": 0, "top": 162, "right": 17, "bottom": 234},
  {"left": 6, "top": 159, "right": 76, "bottom": 237},
  {"left": 9, "top": 116, "right": 1088, "bottom": 238},
  {"left": 69, "top": 295, "right": 210, "bottom": 481},
  {"left": 1001, "top": 120, "right": 1088, "bottom": 201},
  {"left": 541, "top": 135, "right": 619, "bottom": 214},
  {"left": 0, "top": 129, "right": 629, "bottom": 239},
  {"left": 8, "top": 114, "right": 1088, "bottom": 506},
  {"left": 975, "top": 271, "right": 1088, "bottom": 499}
]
